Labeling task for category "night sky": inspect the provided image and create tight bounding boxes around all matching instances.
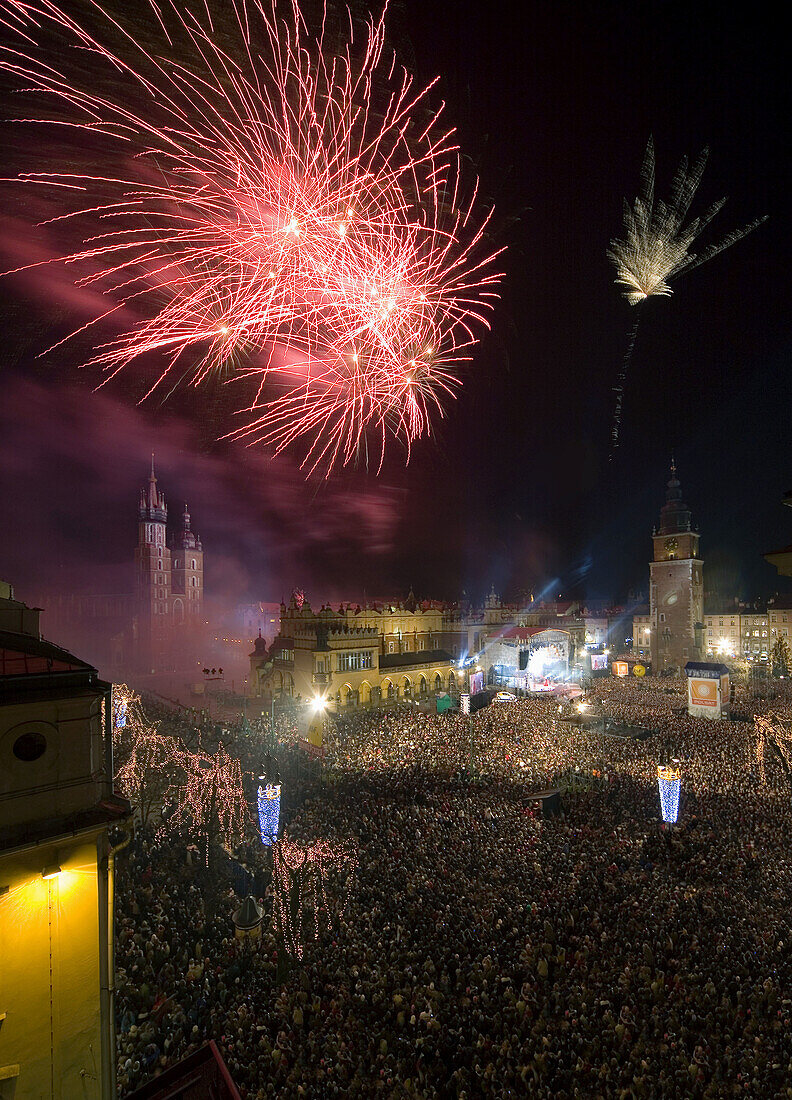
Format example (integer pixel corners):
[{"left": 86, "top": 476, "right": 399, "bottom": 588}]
[{"left": 0, "top": 0, "right": 789, "bottom": 610}]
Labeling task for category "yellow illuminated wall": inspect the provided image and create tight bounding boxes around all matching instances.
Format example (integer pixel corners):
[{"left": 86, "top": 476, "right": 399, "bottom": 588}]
[{"left": 0, "top": 838, "right": 103, "bottom": 1099}]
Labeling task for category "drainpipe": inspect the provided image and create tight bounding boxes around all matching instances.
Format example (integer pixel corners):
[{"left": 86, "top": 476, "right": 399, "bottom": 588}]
[{"left": 97, "top": 823, "right": 133, "bottom": 1099}]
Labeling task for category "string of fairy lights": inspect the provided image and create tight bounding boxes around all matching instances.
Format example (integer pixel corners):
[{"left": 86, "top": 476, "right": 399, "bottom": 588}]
[
  {"left": 272, "top": 838, "right": 358, "bottom": 959},
  {"left": 755, "top": 712, "right": 792, "bottom": 788}
]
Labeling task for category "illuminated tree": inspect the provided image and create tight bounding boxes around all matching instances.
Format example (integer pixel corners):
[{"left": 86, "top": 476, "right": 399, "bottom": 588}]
[
  {"left": 169, "top": 744, "right": 249, "bottom": 863},
  {"left": 115, "top": 723, "right": 182, "bottom": 825},
  {"left": 272, "top": 837, "right": 357, "bottom": 959},
  {"left": 771, "top": 636, "right": 791, "bottom": 678}
]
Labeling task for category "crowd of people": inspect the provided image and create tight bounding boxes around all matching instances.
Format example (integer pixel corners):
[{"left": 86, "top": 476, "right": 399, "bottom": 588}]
[{"left": 114, "top": 676, "right": 792, "bottom": 1098}]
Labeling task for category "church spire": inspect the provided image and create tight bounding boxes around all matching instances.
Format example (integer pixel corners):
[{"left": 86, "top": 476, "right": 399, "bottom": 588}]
[
  {"left": 657, "top": 460, "right": 692, "bottom": 535},
  {"left": 139, "top": 455, "right": 167, "bottom": 522},
  {"left": 172, "top": 500, "right": 201, "bottom": 550}
]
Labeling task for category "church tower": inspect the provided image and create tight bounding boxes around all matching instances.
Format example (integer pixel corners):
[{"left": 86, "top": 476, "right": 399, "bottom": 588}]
[
  {"left": 134, "top": 455, "right": 172, "bottom": 670},
  {"left": 170, "top": 503, "right": 204, "bottom": 627},
  {"left": 649, "top": 462, "right": 704, "bottom": 671}
]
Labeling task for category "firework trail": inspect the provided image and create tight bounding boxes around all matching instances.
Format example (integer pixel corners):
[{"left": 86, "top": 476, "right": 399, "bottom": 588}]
[
  {"left": 0, "top": 0, "right": 502, "bottom": 474},
  {"left": 607, "top": 137, "right": 766, "bottom": 456}
]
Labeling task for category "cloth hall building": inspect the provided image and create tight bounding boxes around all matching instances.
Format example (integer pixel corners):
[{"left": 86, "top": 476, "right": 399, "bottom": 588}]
[{"left": 248, "top": 590, "right": 588, "bottom": 709}]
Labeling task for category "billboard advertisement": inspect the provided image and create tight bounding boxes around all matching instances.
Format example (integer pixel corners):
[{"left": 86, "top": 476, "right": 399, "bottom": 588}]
[{"left": 685, "top": 663, "right": 729, "bottom": 719}]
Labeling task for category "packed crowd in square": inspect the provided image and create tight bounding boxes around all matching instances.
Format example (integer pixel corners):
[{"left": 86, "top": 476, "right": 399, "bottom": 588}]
[{"left": 114, "top": 676, "right": 792, "bottom": 1099}]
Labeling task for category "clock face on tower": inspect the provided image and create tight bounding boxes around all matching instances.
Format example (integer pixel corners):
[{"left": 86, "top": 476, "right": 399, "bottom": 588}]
[{"left": 665, "top": 537, "right": 678, "bottom": 551}]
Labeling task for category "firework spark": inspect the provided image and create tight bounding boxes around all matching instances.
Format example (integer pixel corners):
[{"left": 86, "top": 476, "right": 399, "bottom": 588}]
[
  {"left": 608, "top": 137, "right": 766, "bottom": 305},
  {"left": 607, "top": 137, "right": 766, "bottom": 454},
  {"left": 0, "top": 0, "right": 502, "bottom": 473}
]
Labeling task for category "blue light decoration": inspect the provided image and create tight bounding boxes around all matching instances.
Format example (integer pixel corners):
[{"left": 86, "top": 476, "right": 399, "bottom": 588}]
[
  {"left": 113, "top": 696, "right": 127, "bottom": 730},
  {"left": 257, "top": 783, "right": 281, "bottom": 846},
  {"left": 657, "top": 765, "right": 681, "bottom": 824}
]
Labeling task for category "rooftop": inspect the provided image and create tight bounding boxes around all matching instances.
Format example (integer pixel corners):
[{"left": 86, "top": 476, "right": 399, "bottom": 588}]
[{"left": 0, "top": 629, "right": 96, "bottom": 678}]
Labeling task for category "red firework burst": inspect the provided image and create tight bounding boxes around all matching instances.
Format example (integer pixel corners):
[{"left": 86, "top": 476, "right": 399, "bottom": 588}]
[{"left": 0, "top": 0, "right": 503, "bottom": 473}]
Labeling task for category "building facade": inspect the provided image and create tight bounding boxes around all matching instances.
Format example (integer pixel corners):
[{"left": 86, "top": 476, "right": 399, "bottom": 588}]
[
  {"left": 632, "top": 611, "right": 652, "bottom": 657},
  {"left": 701, "top": 605, "right": 792, "bottom": 661},
  {"left": 0, "top": 582, "right": 130, "bottom": 1098},
  {"left": 249, "top": 590, "right": 593, "bottom": 710},
  {"left": 248, "top": 596, "right": 460, "bottom": 709},
  {"left": 649, "top": 464, "right": 704, "bottom": 671}
]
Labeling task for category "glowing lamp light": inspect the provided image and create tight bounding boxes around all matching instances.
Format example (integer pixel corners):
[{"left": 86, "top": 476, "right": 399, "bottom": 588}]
[
  {"left": 257, "top": 784, "right": 281, "bottom": 847},
  {"left": 312, "top": 695, "right": 326, "bottom": 712},
  {"left": 657, "top": 765, "right": 681, "bottom": 824},
  {"left": 41, "top": 863, "right": 62, "bottom": 880}
]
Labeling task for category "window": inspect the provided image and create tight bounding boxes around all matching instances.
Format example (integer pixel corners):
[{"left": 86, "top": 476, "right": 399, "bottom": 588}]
[
  {"left": 337, "top": 651, "right": 372, "bottom": 672},
  {"left": 13, "top": 730, "right": 47, "bottom": 761},
  {"left": 191, "top": 577, "right": 197, "bottom": 587},
  {"left": 191, "top": 559, "right": 196, "bottom": 569}
]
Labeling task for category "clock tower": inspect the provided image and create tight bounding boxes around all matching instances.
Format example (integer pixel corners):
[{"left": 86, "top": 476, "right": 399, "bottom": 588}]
[{"left": 649, "top": 462, "right": 704, "bottom": 672}]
